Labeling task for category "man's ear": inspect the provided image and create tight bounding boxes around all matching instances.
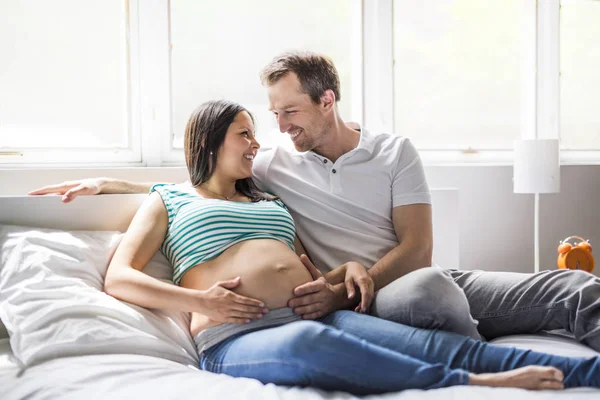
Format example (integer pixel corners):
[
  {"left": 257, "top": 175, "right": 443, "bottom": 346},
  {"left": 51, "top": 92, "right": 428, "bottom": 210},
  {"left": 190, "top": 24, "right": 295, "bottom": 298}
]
[{"left": 320, "top": 89, "right": 336, "bottom": 111}]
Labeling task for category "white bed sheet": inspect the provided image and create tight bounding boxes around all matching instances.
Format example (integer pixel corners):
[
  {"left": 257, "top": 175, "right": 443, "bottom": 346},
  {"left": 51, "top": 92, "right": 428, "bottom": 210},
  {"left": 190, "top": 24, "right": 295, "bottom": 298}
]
[
  {"left": 1, "top": 334, "right": 599, "bottom": 400},
  {"left": 0, "top": 339, "right": 17, "bottom": 372}
]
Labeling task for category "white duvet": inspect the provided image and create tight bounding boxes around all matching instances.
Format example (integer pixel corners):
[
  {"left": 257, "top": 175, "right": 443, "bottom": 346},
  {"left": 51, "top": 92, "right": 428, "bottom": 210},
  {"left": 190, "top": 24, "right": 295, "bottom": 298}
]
[{"left": 1, "top": 225, "right": 600, "bottom": 399}]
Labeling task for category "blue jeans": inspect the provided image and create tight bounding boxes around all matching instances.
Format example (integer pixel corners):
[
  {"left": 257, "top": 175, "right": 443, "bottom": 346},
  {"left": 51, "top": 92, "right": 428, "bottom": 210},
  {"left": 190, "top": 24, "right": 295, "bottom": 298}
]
[
  {"left": 371, "top": 268, "right": 600, "bottom": 350},
  {"left": 200, "top": 310, "right": 600, "bottom": 395}
]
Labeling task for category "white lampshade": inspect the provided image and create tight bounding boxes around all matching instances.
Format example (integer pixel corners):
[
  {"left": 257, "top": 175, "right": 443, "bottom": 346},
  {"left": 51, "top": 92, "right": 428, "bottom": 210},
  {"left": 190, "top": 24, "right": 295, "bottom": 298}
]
[{"left": 513, "top": 139, "right": 560, "bottom": 194}]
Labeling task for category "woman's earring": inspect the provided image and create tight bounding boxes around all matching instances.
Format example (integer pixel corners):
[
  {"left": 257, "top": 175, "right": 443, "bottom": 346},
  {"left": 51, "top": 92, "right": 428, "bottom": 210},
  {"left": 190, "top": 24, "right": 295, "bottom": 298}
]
[{"left": 209, "top": 152, "right": 213, "bottom": 155}]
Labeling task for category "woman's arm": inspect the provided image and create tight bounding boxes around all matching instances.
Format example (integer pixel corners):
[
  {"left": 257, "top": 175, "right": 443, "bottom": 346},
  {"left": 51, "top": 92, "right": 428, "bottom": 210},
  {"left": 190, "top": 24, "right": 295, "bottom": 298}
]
[
  {"left": 104, "top": 192, "right": 205, "bottom": 312},
  {"left": 104, "top": 193, "right": 266, "bottom": 323},
  {"left": 28, "top": 178, "right": 164, "bottom": 203}
]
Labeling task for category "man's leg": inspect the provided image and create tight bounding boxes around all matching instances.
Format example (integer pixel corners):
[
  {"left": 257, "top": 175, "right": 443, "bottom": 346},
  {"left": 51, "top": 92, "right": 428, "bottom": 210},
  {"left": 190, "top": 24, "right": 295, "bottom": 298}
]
[
  {"left": 451, "top": 269, "right": 600, "bottom": 351},
  {"left": 370, "top": 267, "right": 483, "bottom": 340}
]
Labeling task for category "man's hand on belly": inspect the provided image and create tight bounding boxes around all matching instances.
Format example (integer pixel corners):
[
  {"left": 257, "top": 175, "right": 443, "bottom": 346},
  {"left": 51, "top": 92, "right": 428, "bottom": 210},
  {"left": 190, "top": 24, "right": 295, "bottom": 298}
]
[{"left": 288, "top": 255, "right": 357, "bottom": 319}]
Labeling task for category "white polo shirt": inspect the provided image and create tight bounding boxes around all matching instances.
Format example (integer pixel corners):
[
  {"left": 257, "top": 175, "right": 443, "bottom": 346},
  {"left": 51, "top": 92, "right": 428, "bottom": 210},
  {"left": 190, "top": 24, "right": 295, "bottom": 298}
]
[{"left": 253, "top": 128, "right": 431, "bottom": 272}]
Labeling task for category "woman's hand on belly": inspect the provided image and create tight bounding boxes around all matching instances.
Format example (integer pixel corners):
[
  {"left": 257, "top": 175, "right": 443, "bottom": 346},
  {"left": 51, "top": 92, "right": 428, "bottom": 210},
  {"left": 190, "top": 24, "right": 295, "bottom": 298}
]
[{"left": 196, "top": 277, "right": 269, "bottom": 324}]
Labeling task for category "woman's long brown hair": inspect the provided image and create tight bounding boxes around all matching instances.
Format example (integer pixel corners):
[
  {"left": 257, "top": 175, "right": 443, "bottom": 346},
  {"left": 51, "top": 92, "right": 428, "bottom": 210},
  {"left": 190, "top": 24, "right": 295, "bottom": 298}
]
[{"left": 184, "top": 100, "right": 276, "bottom": 202}]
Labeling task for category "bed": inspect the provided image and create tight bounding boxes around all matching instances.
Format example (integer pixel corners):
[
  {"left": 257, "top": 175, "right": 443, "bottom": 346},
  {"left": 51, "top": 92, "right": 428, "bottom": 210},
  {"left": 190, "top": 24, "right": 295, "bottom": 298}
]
[{"left": 1, "top": 192, "right": 599, "bottom": 400}]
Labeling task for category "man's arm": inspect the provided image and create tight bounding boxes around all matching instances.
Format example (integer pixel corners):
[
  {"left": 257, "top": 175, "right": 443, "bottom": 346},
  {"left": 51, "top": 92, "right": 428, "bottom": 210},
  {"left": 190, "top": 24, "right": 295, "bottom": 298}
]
[
  {"left": 367, "top": 137, "right": 433, "bottom": 291},
  {"left": 28, "top": 178, "right": 172, "bottom": 203},
  {"left": 323, "top": 204, "right": 433, "bottom": 291},
  {"left": 367, "top": 203, "right": 433, "bottom": 292}
]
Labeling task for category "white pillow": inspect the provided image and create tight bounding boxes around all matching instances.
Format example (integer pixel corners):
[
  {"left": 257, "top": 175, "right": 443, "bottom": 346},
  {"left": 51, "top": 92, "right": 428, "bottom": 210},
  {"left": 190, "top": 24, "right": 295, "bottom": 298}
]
[{"left": 0, "top": 224, "right": 199, "bottom": 368}]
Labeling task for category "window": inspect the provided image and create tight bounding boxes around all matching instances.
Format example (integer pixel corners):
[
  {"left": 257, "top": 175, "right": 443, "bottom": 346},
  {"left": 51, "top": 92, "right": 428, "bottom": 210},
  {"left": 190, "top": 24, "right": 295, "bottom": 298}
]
[
  {"left": 0, "top": 0, "right": 136, "bottom": 164},
  {"left": 2, "top": 0, "right": 598, "bottom": 166},
  {"left": 169, "top": 0, "right": 359, "bottom": 151},
  {"left": 392, "top": 0, "right": 521, "bottom": 151},
  {"left": 560, "top": 0, "right": 600, "bottom": 150}
]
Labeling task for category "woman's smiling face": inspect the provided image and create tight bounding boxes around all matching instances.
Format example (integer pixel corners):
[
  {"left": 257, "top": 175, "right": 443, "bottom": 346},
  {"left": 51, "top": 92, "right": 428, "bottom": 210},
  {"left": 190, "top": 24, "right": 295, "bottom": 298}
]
[{"left": 214, "top": 111, "right": 260, "bottom": 180}]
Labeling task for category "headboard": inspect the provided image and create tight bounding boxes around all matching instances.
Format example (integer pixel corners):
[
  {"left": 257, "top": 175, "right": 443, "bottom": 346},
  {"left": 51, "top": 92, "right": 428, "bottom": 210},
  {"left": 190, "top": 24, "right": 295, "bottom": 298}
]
[{"left": 0, "top": 189, "right": 460, "bottom": 269}]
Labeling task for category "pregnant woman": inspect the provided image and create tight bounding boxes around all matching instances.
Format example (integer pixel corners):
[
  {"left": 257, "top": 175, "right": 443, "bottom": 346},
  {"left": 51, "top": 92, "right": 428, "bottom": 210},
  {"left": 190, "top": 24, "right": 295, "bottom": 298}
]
[{"left": 101, "top": 100, "right": 599, "bottom": 394}]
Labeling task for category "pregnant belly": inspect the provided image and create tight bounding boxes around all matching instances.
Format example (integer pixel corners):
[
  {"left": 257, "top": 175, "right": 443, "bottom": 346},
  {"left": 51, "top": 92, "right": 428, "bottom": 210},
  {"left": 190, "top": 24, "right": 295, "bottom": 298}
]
[{"left": 179, "top": 239, "right": 313, "bottom": 335}]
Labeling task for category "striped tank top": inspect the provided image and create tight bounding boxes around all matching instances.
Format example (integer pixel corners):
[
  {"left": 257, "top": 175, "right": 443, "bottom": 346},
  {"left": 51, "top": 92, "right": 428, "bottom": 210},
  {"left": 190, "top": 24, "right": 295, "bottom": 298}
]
[{"left": 150, "top": 183, "right": 296, "bottom": 285}]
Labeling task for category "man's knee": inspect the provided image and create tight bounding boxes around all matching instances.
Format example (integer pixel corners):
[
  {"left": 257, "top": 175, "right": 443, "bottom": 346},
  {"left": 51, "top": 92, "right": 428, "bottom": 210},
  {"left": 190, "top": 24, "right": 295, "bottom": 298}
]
[
  {"left": 371, "top": 268, "right": 481, "bottom": 338},
  {"left": 373, "top": 268, "right": 460, "bottom": 313}
]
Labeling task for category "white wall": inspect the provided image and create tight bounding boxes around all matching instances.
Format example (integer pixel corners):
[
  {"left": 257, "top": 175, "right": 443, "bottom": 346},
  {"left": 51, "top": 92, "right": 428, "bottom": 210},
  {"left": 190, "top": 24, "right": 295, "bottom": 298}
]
[
  {"left": 426, "top": 165, "right": 600, "bottom": 277},
  {"left": 1, "top": 165, "right": 598, "bottom": 277}
]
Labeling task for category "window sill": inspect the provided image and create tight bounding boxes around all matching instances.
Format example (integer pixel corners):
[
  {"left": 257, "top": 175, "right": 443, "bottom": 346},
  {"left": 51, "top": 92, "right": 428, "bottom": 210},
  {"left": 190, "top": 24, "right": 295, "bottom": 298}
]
[
  {"left": 419, "top": 150, "right": 600, "bottom": 167},
  {"left": 2, "top": 150, "right": 600, "bottom": 169}
]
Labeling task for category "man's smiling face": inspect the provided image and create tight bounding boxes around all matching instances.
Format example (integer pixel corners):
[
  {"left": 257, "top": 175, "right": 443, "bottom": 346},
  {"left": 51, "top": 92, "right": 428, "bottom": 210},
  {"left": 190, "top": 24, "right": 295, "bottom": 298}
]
[{"left": 267, "top": 72, "right": 328, "bottom": 152}]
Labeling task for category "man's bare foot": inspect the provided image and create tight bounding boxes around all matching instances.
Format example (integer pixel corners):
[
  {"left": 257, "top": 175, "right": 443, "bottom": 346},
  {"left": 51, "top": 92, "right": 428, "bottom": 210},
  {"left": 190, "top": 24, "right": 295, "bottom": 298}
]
[{"left": 469, "top": 366, "right": 564, "bottom": 390}]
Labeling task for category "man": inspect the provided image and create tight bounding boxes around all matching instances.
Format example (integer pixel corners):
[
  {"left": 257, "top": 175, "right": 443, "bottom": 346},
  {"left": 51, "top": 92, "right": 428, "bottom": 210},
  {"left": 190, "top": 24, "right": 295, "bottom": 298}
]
[{"left": 31, "top": 51, "right": 600, "bottom": 350}]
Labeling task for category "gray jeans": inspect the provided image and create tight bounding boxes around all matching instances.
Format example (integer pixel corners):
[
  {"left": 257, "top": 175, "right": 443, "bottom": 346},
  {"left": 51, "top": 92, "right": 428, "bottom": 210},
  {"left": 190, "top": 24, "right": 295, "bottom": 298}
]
[{"left": 370, "top": 267, "right": 600, "bottom": 351}]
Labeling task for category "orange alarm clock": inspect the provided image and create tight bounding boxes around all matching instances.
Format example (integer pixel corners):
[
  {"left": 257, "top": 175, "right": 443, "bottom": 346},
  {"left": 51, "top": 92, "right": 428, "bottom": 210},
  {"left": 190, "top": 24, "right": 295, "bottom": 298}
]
[{"left": 557, "top": 236, "right": 594, "bottom": 273}]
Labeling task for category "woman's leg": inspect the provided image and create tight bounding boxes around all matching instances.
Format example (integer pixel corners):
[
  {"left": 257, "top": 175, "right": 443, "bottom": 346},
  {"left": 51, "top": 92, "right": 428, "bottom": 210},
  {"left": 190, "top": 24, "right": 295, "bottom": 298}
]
[
  {"left": 321, "top": 310, "right": 600, "bottom": 388},
  {"left": 200, "top": 321, "right": 563, "bottom": 395},
  {"left": 200, "top": 320, "right": 469, "bottom": 395}
]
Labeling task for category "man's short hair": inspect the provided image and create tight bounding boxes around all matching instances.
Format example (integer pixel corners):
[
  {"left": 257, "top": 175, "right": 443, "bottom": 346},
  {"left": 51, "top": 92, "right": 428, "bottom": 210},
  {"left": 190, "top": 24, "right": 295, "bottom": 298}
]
[{"left": 260, "top": 51, "right": 341, "bottom": 105}]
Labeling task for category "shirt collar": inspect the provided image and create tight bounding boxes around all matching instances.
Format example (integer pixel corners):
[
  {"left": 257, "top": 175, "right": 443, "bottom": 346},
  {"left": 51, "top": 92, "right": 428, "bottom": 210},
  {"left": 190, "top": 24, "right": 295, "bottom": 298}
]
[
  {"left": 309, "top": 126, "right": 376, "bottom": 163},
  {"left": 356, "top": 127, "right": 376, "bottom": 154}
]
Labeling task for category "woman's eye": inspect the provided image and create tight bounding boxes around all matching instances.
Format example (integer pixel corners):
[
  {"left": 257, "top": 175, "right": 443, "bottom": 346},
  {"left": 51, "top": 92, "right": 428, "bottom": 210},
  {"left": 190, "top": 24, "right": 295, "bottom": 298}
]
[{"left": 241, "top": 132, "right": 249, "bottom": 137}]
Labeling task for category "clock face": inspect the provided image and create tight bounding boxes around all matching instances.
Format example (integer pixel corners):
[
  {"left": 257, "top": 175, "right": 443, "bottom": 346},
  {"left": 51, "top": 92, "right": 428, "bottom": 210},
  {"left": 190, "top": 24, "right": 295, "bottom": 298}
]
[{"left": 564, "top": 248, "right": 594, "bottom": 272}]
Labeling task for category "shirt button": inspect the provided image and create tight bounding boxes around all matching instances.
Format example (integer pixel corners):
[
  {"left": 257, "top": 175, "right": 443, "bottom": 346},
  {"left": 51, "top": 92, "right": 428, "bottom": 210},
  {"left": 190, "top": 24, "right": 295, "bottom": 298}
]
[
  {"left": 332, "top": 169, "right": 337, "bottom": 174},
  {"left": 323, "top": 159, "right": 328, "bottom": 164}
]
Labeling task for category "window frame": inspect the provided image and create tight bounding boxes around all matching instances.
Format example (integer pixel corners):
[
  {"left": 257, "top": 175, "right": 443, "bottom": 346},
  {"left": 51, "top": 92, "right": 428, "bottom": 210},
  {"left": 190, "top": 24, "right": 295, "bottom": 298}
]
[
  {"left": 159, "top": 0, "right": 365, "bottom": 165},
  {"left": 2, "top": 0, "right": 598, "bottom": 167},
  {"left": 369, "top": 0, "right": 599, "bottom": 165},
  {"left": 0, "top": 0, "right": 142, "bottom": 167}
]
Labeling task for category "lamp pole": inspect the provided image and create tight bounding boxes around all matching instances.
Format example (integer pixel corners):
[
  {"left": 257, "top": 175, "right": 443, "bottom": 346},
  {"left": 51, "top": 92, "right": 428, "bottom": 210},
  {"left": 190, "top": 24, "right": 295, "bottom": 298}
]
[{"left": 534, "top": 192, "right": 540, "bottom": 274}]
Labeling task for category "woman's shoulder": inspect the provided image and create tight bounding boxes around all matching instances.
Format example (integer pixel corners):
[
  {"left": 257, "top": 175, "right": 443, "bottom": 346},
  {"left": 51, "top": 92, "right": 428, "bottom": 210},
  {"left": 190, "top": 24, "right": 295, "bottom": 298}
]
[
  {"left": 258, "top": 196, "right": 289, "bottom": 211},
  {"left": 150, "top": 181, "right": 196, "bottom": 196}
]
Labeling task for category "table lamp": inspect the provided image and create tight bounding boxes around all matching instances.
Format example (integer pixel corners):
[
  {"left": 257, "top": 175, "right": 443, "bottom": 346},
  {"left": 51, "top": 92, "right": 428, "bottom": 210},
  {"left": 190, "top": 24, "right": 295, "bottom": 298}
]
[{"left": 513, "top": 139, "right": 560, "bottom": 273}]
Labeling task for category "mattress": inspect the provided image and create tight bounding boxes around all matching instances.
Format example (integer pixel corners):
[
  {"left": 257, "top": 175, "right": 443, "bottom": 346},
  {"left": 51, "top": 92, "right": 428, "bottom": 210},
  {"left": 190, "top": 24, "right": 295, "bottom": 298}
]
[{"left": 1, "top": 334, "right": 599, "bottom": 400}]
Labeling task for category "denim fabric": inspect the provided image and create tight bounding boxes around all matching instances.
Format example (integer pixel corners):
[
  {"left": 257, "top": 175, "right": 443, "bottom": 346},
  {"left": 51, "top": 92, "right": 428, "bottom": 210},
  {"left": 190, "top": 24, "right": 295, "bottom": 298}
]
[
  {"left": 450, "top": 269, "right": 600, "bottom": 350},
  {"left": 371, "top": 268, "right": 600, "bottom": 351},
  {"left": 200, "top": 317, "right": 469, "bottom": 395},
  {"left": 324, "top": 310, "right": 600, "bottom": 389},
  {"left": 200, "top": 310, "right": 600, "bottom": 394}
]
